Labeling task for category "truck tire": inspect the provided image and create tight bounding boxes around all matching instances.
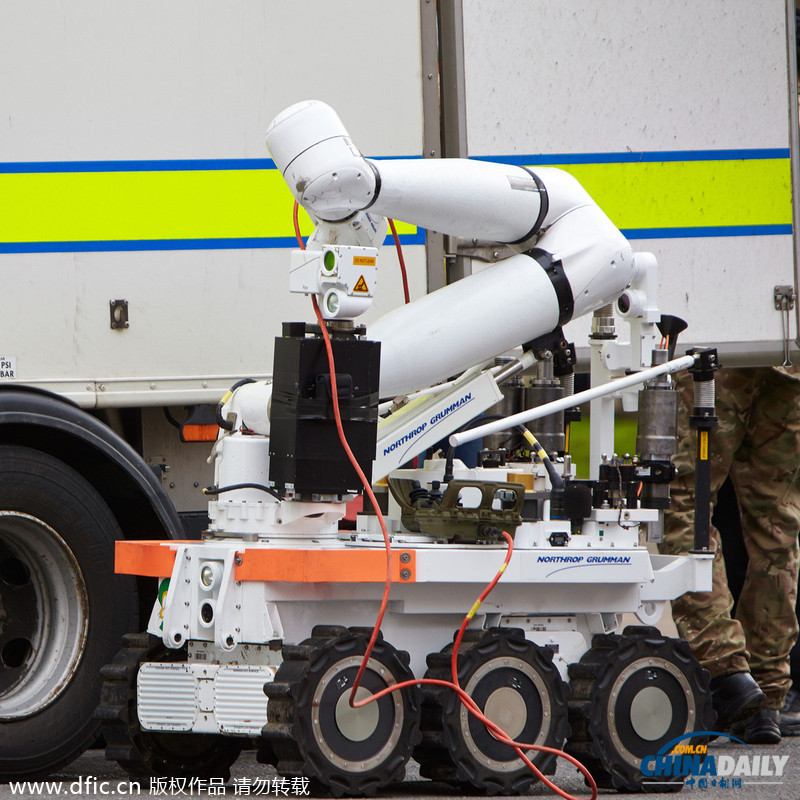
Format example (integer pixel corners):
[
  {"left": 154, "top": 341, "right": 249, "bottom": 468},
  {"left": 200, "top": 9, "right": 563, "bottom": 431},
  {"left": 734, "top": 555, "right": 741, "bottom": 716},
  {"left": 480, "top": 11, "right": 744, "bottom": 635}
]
[{"left": 0, "top": 445, "right": 138, "bottom": 780}]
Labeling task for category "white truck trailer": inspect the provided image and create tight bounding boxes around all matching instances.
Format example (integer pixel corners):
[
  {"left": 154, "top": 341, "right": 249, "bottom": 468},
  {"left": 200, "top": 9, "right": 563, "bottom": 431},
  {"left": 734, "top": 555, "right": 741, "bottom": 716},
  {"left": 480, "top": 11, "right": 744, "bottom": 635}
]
[{"left": 0, "top": 0, "right": 798, "bottom": 785}]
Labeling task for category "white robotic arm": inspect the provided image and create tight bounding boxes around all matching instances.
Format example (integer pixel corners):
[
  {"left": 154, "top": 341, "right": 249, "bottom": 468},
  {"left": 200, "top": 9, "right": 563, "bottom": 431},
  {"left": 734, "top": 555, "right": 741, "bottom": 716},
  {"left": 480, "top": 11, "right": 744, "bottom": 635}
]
[
  {"left": 267, "top": 100, "right": 635, "bottom": 399},
  {"left": 207, "top": 100, "right": 698, "bottom": 537},
  {"left": 268, "top": 99, "right": 540, "bottom": 239}
]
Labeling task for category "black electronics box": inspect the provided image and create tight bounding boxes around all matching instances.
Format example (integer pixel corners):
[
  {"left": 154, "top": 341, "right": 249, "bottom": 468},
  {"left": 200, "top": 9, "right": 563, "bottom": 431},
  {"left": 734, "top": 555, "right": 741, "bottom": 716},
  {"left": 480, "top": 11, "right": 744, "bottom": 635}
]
[{"left": 268, "top": 322, "right": 381, "bottom": 496}]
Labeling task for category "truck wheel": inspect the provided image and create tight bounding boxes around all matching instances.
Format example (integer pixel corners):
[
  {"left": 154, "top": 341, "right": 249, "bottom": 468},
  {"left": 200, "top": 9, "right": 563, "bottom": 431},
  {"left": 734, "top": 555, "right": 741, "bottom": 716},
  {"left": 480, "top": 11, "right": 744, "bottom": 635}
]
[{"left": 0, "top": 445, "right": 138, "bottom": 780}]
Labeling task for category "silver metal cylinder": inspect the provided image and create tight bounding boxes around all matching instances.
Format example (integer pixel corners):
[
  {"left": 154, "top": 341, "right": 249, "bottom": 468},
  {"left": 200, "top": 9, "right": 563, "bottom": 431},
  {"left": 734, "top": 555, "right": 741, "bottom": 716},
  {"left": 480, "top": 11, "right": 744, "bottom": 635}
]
[
  {"left": 636, "top": 388, "right": 678, "bottom": 459},
  {"left": 484, "top": 377, "right": 526, "bottom": 452},
  {"left": 526, "top": 383, "right": 566, "bottom": 455},
  {"left": 636, "top": 379, "right": 679, "bottom": 516},
  {"left": 694, "top": 379, "right": 715, "bottom": 409},
  {"left": 591, "top": 303, "right": 616, "bottom": 338}
]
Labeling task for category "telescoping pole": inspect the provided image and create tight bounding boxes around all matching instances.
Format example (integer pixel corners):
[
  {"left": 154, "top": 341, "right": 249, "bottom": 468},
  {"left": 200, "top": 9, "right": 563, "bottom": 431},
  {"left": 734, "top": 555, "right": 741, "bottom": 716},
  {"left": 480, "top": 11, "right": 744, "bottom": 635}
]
[{"left": 687, "top": 348, "right": 720, "bottom": 553}]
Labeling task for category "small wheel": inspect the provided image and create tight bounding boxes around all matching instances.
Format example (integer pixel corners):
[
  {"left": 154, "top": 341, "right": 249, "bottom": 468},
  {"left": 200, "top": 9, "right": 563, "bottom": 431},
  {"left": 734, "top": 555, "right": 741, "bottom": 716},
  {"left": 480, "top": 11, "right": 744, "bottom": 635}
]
[
  {"left": 98, "top": 633, "right": 243, "bottom": 780},
  {"left": 262, "top": 626, "right": 421, "bottom": 797},
  {"left": 415, "top": 628, "right": 570, "bottom": 795},
  {"left": 567, "top": 625, "right": 714, "bottom": 793},
  {"left": 0, "top": 445, "right": 139, "bottom": 780}
]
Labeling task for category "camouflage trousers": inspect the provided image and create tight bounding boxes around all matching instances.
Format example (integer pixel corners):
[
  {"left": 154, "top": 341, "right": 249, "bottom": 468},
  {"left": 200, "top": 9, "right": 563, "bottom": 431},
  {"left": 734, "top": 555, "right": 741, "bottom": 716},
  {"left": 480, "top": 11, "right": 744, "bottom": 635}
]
[{"left": 660, "top": 367, "right": 800, "bottom": 708}]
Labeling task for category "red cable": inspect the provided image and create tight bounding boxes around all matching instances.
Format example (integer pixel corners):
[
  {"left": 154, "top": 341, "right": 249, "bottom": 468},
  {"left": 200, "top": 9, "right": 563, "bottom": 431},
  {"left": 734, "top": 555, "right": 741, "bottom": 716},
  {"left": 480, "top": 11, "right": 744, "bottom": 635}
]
[
  {"left": 309, "top": 301, "right": 595, "bottom": 800},
  {"left": 386, "top": 218, "right": 417, "bottom": 467},
  {"left": 310, "top": 295, "right": 394, "bottom": 699},
  {"left": 388, "top": 218, "right": 411, "bottom": 304},
  {"left": 342, "top": 530, "right": 597, "bottom": 800},
  {"left": 296, "top": 208, "right": 394, "bottom": 697},
  {"left": 449, "top": 533, "right": 513, "bottom": 685},
  {"left": 292, "top": 201, "right": 305, "bottom": 249},
  {"left": 297, "top": 202, "right": 596, "bottom": 799}
]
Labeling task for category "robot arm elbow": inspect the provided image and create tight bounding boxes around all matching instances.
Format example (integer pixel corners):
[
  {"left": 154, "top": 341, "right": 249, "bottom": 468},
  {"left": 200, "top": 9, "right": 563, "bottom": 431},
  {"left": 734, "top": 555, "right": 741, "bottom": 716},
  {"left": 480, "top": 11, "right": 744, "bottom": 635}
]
[{"left": 266, "top": 99, "right": 378, "bottom": 221}]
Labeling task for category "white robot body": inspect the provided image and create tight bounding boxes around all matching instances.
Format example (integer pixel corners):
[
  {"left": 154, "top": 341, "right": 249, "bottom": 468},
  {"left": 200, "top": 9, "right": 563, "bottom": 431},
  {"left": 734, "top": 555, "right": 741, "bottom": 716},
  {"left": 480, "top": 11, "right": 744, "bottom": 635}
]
[{"left": 109, "top": 101, "right": 715, "bottom": 798}]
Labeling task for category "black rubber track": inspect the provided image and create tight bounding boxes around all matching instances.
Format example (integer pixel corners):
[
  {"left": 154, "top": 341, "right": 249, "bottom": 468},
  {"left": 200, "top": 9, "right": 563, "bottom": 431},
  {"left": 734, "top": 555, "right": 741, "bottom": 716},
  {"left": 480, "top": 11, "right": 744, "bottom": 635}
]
[
  {"left": 414, "top": 627, "right": 570, "bottom": 795},
  {"left": 566, "top": 625, "right": 714, "bottom": 793},
  {"left": 260, "top": 626, "right": 421, "bottom": 797},
  {"left": 96, "top": 632, "right": 243, "bottom": 780}
]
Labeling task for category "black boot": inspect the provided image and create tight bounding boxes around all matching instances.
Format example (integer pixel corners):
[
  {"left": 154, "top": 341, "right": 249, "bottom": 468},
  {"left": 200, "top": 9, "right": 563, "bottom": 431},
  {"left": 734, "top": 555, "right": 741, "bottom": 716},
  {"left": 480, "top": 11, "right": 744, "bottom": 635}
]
[
  {"left": 732, "top": 709, "right": 782, "bottom": 744},
  {"left": 780, "top": 686, "right": 800, "bottom": 736},
  {"left": 710, "top": 672, "right": 766, "bottom": 731}
]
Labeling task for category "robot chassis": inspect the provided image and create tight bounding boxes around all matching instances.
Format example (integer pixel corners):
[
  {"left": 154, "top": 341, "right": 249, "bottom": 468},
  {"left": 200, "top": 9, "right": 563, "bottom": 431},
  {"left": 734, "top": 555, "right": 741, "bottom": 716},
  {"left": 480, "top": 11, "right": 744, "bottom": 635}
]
[{"left": 99, "top": 102, "right": 717, "bottom": 796}]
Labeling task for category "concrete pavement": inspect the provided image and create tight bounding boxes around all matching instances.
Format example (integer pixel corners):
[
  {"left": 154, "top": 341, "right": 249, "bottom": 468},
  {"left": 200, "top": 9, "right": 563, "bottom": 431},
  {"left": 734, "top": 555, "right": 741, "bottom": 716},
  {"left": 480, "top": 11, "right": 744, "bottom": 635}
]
[{"left": 4, "top": 735, "right": 800, "bottom": 800}]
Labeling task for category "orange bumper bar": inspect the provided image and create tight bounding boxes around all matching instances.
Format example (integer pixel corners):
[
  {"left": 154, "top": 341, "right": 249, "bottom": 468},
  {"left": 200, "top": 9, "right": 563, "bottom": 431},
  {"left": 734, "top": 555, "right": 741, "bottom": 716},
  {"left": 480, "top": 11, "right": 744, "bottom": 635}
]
[{"left": 115, "top": 540, "right": 416, "bottom": 583}]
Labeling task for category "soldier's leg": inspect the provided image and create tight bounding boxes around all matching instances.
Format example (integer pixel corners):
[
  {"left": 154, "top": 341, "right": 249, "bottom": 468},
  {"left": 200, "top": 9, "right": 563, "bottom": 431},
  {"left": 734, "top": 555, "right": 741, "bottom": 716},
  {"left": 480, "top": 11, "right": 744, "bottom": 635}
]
[
  {"left": 661, "top": 368, "right": 757, "bottom": 677},
  {"left": 730, "top": 370, "right": 800, "bottom": 709}
]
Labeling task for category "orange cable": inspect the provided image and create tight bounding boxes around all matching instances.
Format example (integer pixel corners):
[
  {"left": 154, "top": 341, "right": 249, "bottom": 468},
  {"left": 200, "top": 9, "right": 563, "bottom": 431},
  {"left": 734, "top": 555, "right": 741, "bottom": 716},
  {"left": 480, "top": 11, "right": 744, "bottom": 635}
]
[
  {"left": 296, "top": 201, "right": 596, "bottom": 799},
  {"left": 292, "top": 201, "right": 305, "bottom": 248},
  {"left": 388, "top": 218, "right": 411, "bottom": 304},
  {"left": 310, "top": 294, "right": 394, "bottom": 701},
  {"left": 310, "top": 308, "right": 596, "bottom": 798},
  {"left": 346, "top": 531, "right": 597, "bottom": 800}
]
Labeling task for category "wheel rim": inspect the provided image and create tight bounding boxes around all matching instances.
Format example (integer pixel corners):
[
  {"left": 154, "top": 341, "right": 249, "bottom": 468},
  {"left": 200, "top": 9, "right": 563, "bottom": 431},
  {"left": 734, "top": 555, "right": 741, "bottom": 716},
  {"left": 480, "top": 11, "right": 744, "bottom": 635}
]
[
  {"left": 0, "top": 511, "right": 89, "bottom": 719},
  {"left": 310, "top": 655, "right": 404, "bottom": 773},
  {"left": 608, "top": 656, "right": 695, "bottom": 769},
  {"left": 459, "top": 655, "right": 551, "bottom": 772}
]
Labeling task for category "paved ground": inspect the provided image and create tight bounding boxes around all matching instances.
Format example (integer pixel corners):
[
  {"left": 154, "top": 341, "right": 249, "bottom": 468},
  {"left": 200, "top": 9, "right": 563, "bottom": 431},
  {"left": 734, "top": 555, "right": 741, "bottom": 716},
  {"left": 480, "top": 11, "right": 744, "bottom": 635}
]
[{"left": 4, "top": 737, "right": 800, "bottom": 800}]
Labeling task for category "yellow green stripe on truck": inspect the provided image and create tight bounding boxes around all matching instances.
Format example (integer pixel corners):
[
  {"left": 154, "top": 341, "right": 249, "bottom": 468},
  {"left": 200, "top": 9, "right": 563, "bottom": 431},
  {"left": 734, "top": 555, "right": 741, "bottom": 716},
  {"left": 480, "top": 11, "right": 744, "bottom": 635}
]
[
  {"left": 558, "top": 157, "right": 792, "bottom": 233},
  {"left": 0, "top": 150, "right": 791, "bottom": 252}
]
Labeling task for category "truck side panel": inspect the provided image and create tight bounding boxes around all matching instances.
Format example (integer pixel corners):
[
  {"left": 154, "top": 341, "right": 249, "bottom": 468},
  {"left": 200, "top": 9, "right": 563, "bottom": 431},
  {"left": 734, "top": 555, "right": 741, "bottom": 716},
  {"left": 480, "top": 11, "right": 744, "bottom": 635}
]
[
  {"left": 0, "top": 1, "right": 427, "bottom": 406},
  {"left": 460, "top": 0, "right": 798, "bottom": 364}
]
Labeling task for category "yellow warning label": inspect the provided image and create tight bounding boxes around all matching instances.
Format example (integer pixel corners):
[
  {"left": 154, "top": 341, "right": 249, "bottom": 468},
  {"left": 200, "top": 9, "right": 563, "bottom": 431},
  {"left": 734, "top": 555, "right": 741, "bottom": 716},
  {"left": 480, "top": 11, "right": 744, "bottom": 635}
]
[
  {"left": 353, "top": 256, "right": 376, "bottom": 266},
  {"left": 699, "top": 430, "right": 709, "bottom": 461},
  {"left": 353, "top": 275, "right": 370, "bottom": 294}
]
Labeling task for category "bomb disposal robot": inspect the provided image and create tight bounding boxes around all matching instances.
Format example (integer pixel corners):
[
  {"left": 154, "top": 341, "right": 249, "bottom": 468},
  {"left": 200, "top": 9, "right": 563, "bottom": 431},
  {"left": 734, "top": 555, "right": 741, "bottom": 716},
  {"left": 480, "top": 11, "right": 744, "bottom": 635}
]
[{"left": 99, "top": 101, "right": 716, "bottom": 795}]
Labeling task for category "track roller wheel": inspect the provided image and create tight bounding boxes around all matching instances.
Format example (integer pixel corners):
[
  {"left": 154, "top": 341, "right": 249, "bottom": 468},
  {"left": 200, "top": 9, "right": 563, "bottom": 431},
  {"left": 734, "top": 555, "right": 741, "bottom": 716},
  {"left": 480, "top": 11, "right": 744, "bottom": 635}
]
[
  {"left": 260, "top": 626, "right": 421, "bottom": 797},
  {"left": 414, "top": 627, "right": 570, "bottom": 795},
  {"left": 96, "top": 633, "right": 243, "bottom": 780},
  {"left": 566, "top": 625, "right": 714, "bottom": 793}
]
